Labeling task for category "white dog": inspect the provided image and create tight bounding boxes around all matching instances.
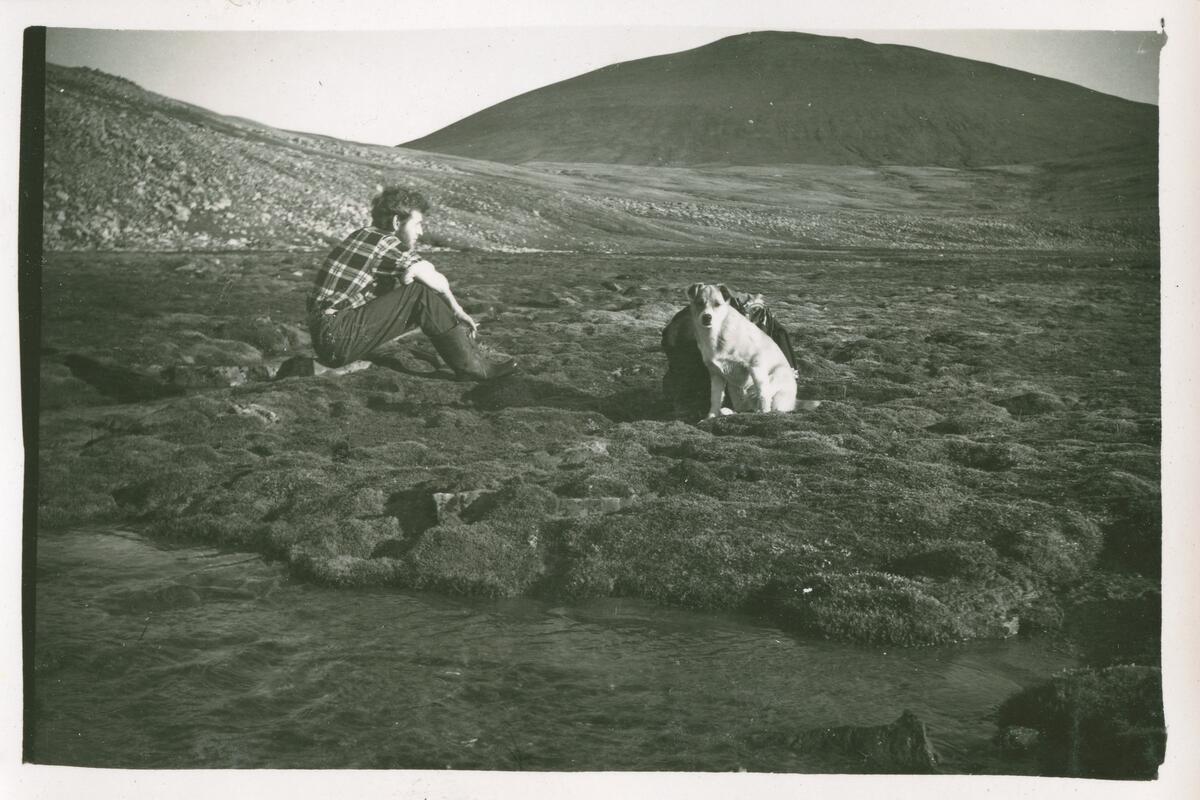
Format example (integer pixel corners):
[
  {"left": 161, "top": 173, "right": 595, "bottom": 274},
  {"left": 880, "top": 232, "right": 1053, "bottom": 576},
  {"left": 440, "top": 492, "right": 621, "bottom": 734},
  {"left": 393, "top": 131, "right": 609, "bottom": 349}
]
[{"left": 687, "top": 283, "right": 798, "bottom": 419}]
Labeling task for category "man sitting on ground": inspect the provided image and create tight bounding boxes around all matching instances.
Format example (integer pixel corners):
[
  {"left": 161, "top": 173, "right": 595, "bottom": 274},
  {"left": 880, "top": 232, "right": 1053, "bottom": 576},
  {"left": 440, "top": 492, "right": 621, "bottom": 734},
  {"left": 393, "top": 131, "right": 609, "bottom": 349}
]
[{"left": 303, "top": 185, "right": 517, "bottom": 381}]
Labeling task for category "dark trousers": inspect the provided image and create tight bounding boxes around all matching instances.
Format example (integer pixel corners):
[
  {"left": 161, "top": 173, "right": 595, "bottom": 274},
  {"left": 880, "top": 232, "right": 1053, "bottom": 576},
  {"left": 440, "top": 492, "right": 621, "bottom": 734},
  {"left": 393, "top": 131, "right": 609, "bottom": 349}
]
[{"left": 310, "top": 282, "right": 458, "bottom": 367}]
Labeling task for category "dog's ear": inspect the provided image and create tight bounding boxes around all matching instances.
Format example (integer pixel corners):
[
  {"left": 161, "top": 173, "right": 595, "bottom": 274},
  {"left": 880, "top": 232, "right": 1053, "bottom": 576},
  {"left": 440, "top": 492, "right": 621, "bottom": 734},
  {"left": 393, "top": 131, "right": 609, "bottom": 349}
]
[
  {"left": 718, "top": 284, "right": 732, "bottom": 303},
  {"left": 687, "top": 283, "right": 702, "bottom": 300}
]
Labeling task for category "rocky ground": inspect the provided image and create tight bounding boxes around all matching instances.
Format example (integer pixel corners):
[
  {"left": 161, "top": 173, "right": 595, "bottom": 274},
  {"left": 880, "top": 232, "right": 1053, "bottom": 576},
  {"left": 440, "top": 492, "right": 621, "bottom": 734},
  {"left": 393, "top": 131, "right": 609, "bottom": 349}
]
[
  {"left": 38, "top": 248, "right": 1160, "bottom": 652},
  {"left": 35, "top": 248, "right": 1163, "bottom": 776}
]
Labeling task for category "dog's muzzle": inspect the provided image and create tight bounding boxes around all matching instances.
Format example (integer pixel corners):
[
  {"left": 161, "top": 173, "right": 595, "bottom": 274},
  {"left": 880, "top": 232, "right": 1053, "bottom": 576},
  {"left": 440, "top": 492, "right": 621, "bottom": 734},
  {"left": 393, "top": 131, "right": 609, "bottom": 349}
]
[{"left": 700, "top": 313, "right": 712, "bottom": 326}]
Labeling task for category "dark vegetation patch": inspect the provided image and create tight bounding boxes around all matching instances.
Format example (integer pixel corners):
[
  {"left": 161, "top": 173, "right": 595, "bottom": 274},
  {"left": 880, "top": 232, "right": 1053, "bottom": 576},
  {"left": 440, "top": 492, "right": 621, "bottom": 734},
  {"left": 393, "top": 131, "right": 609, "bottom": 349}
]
[
  {"left": 38, "top": 250, "right": 1160, "bottom": 648},
  {"left": 997, "top": 666, "right": 1164, "bottom": 779}
]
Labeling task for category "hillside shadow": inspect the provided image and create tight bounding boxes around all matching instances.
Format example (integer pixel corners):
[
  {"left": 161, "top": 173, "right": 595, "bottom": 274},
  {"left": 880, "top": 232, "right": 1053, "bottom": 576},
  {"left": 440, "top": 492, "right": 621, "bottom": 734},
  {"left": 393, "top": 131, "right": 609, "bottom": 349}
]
[{"left": 462, "top": 375, "right": 671, "bottom": 422}]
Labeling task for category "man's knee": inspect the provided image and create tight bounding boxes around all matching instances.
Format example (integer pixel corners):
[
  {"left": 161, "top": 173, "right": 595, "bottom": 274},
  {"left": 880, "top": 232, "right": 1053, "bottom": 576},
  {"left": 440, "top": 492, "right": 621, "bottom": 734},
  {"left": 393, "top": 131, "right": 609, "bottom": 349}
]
[
  {"left": 409, "top": 285, "right": 456, "bottom": 332},
  {"left": 401, "top": 281, "right": 433, "bottom": 298},
  {"left": 392, "top": 281, "right": 441, "bottom": 313}
]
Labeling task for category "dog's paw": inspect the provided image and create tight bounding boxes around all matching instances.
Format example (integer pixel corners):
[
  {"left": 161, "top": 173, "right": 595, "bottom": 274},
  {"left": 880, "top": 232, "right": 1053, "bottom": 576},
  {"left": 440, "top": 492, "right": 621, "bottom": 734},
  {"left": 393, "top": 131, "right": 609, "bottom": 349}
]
[{"left": 719, "top": 407, "right": 735, "bottom": 416}]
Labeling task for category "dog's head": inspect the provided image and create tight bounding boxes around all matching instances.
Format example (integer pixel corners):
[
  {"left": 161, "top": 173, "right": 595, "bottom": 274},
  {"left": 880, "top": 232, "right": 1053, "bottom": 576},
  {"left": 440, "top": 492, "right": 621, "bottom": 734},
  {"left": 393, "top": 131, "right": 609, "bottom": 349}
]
[{"left": 687, "top": 283, "right": 733, "bottom": 329}]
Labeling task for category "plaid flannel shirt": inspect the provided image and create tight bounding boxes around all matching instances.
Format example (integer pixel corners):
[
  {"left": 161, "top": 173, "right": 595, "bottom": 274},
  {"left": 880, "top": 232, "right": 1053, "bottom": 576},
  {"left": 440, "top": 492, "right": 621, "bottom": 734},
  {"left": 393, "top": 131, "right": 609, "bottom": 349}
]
[{"left": 307, "top": 227, "right": 423, "bottom": 317}]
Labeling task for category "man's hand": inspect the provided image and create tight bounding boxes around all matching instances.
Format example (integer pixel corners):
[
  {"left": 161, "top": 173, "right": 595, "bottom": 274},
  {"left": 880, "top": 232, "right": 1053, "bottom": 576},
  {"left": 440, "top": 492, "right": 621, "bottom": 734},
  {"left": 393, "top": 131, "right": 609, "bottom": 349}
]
[{"left": 455, "top": 310, "right": 479, "bottom": 338}]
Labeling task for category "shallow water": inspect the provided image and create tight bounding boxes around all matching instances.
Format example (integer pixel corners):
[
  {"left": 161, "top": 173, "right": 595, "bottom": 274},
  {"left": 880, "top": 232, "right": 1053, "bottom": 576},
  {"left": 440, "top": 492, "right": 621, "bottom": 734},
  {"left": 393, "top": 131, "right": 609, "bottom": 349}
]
[{"left": 30, "top": 528, "right": 1078, "bottom": 772}]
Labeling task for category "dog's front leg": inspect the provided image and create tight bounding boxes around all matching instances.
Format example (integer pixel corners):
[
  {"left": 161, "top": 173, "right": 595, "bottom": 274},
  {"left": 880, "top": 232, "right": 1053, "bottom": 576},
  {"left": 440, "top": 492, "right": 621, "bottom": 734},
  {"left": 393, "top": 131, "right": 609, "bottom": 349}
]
[
  {"left": 751, "top": 367, "right": 772, "bottom": 413},
  {"left": 706, "top": 371, "right": 727, "bottom": 419}
]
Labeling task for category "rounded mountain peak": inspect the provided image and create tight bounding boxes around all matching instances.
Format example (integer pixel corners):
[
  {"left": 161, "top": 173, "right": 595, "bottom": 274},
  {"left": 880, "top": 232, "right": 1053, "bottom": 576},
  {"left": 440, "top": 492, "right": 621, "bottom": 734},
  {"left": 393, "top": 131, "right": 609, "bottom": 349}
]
[{"left": 401, "top": 30, "right": 1155, "bottom": 168}]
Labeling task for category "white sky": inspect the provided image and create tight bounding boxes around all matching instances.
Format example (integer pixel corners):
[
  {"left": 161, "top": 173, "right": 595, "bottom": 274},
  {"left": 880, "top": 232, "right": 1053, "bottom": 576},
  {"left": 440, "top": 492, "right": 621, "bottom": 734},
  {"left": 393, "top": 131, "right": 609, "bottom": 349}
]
[{"left": 44, "top": 26, "right": 1163, "bottom": 147}]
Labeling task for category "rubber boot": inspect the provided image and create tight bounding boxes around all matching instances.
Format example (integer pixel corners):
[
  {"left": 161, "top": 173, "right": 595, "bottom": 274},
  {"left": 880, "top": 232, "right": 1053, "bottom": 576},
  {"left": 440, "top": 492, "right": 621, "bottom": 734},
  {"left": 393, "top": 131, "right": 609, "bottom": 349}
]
[{"left": 428, "top": 325, "right": 518, "bottom": 381}]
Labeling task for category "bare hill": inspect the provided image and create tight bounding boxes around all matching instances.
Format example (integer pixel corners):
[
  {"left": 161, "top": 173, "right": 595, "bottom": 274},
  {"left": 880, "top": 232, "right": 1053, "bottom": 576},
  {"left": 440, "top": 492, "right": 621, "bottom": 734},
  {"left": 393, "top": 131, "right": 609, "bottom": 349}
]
[
  {"left": 41, "top": 63, "right": 1157, "bottom": 253},
  {"left": 401, "top": 30, "right": 1157, "bottom": 168}
]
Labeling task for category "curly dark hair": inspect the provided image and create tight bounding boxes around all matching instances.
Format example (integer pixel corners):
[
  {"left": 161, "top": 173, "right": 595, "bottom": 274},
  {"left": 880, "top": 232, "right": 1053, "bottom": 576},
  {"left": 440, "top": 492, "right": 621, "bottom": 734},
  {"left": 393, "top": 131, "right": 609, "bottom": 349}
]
[{"left": 370, "top": 185, "right": 431, "bottom": 228}]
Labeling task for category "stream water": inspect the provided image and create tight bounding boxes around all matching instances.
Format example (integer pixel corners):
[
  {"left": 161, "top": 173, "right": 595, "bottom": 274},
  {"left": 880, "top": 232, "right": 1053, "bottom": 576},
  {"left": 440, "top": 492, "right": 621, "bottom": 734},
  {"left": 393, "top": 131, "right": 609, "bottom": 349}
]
[{"left": 30, "top": 527, "right": 1080, "bottom": 772}]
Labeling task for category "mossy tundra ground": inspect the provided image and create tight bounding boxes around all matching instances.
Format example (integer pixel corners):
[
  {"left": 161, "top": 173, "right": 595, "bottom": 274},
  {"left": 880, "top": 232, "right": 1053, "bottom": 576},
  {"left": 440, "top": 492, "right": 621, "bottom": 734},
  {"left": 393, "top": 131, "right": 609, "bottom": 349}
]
[{"left": 37, "top": 247, "right": 1160, "bottom": 651}]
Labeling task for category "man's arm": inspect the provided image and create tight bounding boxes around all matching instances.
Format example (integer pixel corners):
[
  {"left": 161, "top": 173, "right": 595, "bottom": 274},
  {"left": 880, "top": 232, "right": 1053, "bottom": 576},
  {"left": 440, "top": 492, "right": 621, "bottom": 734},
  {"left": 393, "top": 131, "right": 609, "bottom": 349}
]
[{"left": 403, "top": 258, "right": 477, "bottom": 334}]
